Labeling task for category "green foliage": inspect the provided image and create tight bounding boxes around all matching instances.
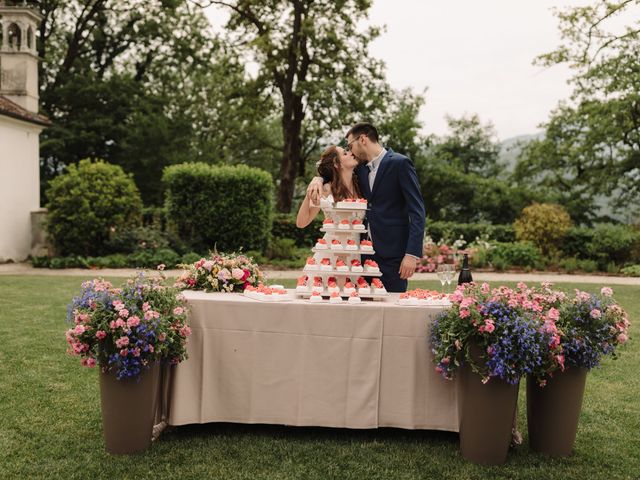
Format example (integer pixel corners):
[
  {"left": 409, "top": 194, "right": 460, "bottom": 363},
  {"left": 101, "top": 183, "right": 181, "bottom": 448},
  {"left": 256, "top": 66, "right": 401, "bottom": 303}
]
[
  {"left": 272, "top": 214, "right": 323, "bottom": 247},
  {"left": 164, "top": 163, "right": 273, "bottom": 252},
  {"left": 426, "top": 221, "right": 516, "bottom": 243},
  {"left": 37, "top": 0, "right": 277, "bottom": 205},
  {"left": 562, "top": 224, "right": 640, "bottom": 266},
  {"left": 559, "top": 257, "right": 580, "bottom": 273},
  {"left": 45, "top": 159, "right": 143, "bottom": 256},
  {"left": 621, "top": 264, "right": 640, "bottom": 277},
  {"left": 488, "top": 242, "right": 545, "bottom": 269},
  {"left": 105, "top": 226, "right": 171, "bottom": 254},
  {"left": 415, "top": 156, "right": 537, "bottom": 224},
  {"left": 514, "top": 203, "right": 573, "bottom": 256},
  {"left": 32, "top": 248, "right": 183, "bottom": 270},
  {"left": 513, "top": 1, "right": 640, "bottom": 218},
  {"left": 431, "top": 114, "right": 502, "bottom": 176}
]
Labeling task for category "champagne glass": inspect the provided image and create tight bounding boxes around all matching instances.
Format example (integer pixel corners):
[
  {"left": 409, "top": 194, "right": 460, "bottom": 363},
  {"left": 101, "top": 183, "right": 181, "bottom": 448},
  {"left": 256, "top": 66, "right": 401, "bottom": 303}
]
[
  {"left": 444, "top": 264, "right": 455, "bottom": 294},
  {"left": 436, "top": 265, "right": 447, "bottom": 293}
]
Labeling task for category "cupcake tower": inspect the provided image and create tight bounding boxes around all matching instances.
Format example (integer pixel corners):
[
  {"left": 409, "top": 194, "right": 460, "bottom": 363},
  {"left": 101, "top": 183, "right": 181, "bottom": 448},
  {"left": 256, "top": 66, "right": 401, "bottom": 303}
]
[{"left": 296, "top": 198, "right": 388, "bottom": 303}]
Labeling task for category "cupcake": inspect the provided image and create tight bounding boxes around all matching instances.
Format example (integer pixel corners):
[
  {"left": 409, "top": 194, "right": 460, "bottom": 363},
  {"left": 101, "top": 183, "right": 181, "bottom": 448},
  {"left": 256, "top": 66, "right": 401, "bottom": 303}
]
[
  {"left": 309, "top": 291, "right": 323, "bottom": 303},
  {"left": 304, "top": 257, "right": 316, "bottom": 271},
  {"left": 335, "top": 259, "right": 349, "bottom": 272},
  {"left": 315, "top": 238, "right": 328, "bottom": 250},
  {"left": 345, "top": 239, "right": 358, "bottom": 251},
  {"left": 356, "top": 277, "right": 371, "bottom": 295},
  {"left": 356, "top": 198, "right": 368, "bottom": 208},
  {"left": 360, "top": 240, "right": 373, "bottom": 252},
  {"left": 351, "top": 218, "right": 365, "bottom": 230},
  {"left": 295, "top": 275, "right": 309, "bottom": 293},
  {"left": 312, "top": 276, "right": 324, "bottom": 293},
  {"left": 350, "top": 259, "right": 364, "bottom": 273},
  {"left": 371, "top": 278, "right": 387, "bottom": 294},
  {"left": 343, "top": 281, "right": 356, "bottom": 296},
  {"left": 327, "top": 277, "right": 340, "bottom": 294},
  {"left": 338, "top": 219, "right": 351, "bottom": 230},
  {"left": 331, "top": 239, "right": 343, "bottom": 250},
  {"left": 348, "top": 291, "right": 362, "bottom": 303},
  {"left": 320, "top": 257, "right": 333, "bottom": 271},
  {"left": 329, "top": 291, "right": 343, "bottom": 304},
  {"left": 364, "top": 259, "right": 380, "bottom": 273},
  {"left": 323, "top": 217, "right": 335, "bottom": 229}
]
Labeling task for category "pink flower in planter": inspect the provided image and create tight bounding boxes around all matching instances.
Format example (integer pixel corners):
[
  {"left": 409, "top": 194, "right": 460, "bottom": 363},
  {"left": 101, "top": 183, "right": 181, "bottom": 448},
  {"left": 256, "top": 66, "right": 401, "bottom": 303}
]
[
  {"left": 173, "top": 307, "right": 184, "bottom": 316},
  {"left": 601, "top": 287, "right": 613, "bottom": 297},
  {"left": 119, "top": 348, "right": 128, "bottom": 357},
  {"left": 481, "top": 283, "right": 490, "bottom": 294},
  {"left": 142, "top": 302, "right": 151, "bottom": 312},
  {"left": 617, "top": 333, "right": 628, "bottom": 344},
  {"left": 459, "top": 309, "right": 470, "bottom": 319},
  {"left": 118, "top": 308, "right": 129, "bottom": 318},
  {"left": 95, "top": 330, "right": 107, "bottom": 340},
  {"left": 127, "top": 316, "right": 140, "bottom": 328},
  {"left": 73, "top": 324, "right": 85, "bottom": 335},
  {"left": 115, "top": 336, "right": 130, "bottom": 348},
  {"left": 483, "top": 320, "right": 495, "bottom": 333},
  {"left": 590, "top": 309, "right": 602, "bottom": 319},
  {"left": 555, "top": 354, "right": 565, "bottom": 371}
]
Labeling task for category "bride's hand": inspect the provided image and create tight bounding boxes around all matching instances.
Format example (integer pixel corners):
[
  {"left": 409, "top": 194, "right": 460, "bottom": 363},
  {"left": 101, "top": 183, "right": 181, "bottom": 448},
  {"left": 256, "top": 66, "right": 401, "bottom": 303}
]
[{"left": 306, "top": 177, "right": 324, "bottom": 204}]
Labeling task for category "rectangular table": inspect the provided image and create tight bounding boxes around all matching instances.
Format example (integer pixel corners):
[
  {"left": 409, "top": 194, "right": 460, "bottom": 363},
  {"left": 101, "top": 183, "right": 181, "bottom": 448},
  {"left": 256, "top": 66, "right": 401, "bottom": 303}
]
[{"left": 166, "top": 291, "right": 459, "bottom": 432}]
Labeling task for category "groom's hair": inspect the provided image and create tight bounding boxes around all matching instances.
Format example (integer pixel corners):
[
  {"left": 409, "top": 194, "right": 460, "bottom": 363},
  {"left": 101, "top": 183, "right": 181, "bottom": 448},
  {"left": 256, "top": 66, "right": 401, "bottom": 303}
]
[{"left": 347, "top": 123, "right": 379, "bottom": 143}]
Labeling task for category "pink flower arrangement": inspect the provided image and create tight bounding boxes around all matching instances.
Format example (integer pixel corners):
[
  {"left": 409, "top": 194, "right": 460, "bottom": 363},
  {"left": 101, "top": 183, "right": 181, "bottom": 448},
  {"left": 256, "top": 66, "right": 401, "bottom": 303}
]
[
  {"left": 175, "top": 251, "right": 263, "bottom": 293},
  {"left": 65, "top": 273, "right": 191, "bottom": 380}
]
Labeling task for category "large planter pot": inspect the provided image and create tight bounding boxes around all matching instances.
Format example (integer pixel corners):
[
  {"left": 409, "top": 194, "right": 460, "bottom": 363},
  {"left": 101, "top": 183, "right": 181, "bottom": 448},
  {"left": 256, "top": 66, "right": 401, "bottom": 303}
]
[
  {"left": 526, "top": 367, "right": 588, "bottom": 457},
  {"left": 99, "top": 362, "right": 161, "bottom": 455},
  {"left": 457, "top": 342, "right": 520, "bottom": 465}
]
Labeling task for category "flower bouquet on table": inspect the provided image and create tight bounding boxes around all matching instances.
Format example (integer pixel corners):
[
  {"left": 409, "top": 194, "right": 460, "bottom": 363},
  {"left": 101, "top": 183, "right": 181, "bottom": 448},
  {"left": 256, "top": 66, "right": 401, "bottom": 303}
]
[
  {"left": 525, "top": 285, "right": 631, "bottom": 457},
  {"left": 430, "top": 282, "right": 547, "bottom": 465},
  {"left": 175, "top": 251, "right": 263, "bottom": 292},
  {"left": 65, "top": 271, "right": 192, "bottom": 454}
]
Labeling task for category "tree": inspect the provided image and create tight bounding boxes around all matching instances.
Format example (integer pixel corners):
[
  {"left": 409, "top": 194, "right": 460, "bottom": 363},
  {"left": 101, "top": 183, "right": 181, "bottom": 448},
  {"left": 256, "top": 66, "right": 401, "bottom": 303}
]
[
  {"left": 432, "top": 114, "right": 502, "bottom": 177},
  {"left": 32, "top": 0, "right": 277, "bottom": 204},
  {"left": 514, "top": 0, "right": 640, "bottom": 220},
  {"left": 192, "top": 0, "right": 390, "bottom": 212}
]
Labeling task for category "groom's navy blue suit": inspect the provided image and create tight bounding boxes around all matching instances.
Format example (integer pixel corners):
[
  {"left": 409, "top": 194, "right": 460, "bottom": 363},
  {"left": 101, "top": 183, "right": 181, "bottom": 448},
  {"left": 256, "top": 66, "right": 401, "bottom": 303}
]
[{"left": 355, "top": 149, "right": 425, "bottom": 292}]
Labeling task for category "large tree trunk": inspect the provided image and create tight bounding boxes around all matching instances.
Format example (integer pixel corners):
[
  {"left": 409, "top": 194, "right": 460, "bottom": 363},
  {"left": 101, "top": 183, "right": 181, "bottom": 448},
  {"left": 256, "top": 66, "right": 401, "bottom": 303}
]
[{"left": 276, "top": 95, "right": 304, "bottom": 212}]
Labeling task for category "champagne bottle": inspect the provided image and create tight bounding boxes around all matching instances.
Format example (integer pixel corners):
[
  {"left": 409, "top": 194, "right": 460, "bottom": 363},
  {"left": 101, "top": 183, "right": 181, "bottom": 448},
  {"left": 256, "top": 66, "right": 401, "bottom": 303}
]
[{"left": 457, "top": 253, "right": 473, "bottom": 285}]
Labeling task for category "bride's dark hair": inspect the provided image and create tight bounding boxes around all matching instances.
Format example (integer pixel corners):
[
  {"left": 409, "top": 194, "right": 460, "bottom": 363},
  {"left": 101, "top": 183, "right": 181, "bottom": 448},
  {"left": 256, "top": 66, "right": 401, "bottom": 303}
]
[{"left": 316, "top": 146, "right": 361, "bottom": 201}]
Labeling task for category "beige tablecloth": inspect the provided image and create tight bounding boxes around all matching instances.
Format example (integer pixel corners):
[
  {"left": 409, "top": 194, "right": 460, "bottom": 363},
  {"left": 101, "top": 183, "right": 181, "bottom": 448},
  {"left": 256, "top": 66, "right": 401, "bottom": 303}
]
[{"left": 167, "top": 291, "right": 459, "bottom": 432}]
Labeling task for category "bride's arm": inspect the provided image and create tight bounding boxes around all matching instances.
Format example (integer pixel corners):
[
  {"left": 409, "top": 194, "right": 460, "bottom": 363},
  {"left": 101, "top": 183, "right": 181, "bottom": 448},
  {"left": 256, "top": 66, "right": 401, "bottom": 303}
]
[
  {"left": 296, "top": 184, "right": 330, "bottom": 228},
  {"left": 296, "top": 190, "right": 321, "bottom": 228}
]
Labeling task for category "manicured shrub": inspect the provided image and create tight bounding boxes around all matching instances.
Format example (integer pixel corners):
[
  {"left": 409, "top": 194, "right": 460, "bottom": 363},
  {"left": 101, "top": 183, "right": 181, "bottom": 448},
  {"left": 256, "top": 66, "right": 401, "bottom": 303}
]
[
  {"left": 622, "top": 264, "right": 640, "bottom": 277},
  {"left": 561, "top": 227, "right": 595, "bottom": 260},
  {"left": 514, "top": 203, "right": 572, "bottom": 256},
  {"left": 586, "top": 224, "right": 640, "bottom": 267},
  {"left": 488, "top": 242, "right": 544, "bottom": 269},
  {"left": 560, "top": 257, "right": 579, "bottom": 273},
  {"left": 164, "top": 163, "right": 273, "bottom": 253},
  {"left": 45, "top": 159, "right": 143, "bottom": 256},
  {"left": 272, "top": 213, "right": 323, "bottom": 247}
]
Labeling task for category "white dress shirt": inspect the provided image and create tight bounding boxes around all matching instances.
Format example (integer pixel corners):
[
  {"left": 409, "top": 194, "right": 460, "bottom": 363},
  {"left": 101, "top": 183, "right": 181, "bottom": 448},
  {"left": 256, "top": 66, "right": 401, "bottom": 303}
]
[{"left": 367, "top": 147, "right": 387, "bottom": 191}]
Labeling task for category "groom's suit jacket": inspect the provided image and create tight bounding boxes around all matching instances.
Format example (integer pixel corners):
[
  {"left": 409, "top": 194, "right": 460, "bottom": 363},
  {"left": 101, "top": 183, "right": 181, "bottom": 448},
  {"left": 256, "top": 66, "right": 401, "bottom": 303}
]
[{"left": 355, "top": 149, "right": 425, "bottom": 260}]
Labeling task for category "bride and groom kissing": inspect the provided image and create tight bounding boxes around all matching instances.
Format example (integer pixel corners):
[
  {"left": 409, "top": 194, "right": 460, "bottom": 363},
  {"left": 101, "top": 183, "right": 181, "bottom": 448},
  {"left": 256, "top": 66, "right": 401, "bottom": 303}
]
[{"left": 297, "top": 122, "right": 425, "bottom": 293}]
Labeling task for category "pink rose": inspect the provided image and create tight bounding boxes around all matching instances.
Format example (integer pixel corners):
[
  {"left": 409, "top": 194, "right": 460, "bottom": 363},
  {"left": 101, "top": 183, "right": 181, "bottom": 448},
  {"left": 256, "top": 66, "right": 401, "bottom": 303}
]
[
  {"left": 120, "top": 348, "right": 129, "bottom": 357},
  {"left": 142, "top": 302, "right": 151, "bottom": 312},
  {"left": 481, "top": 283, "right": 490, "bottom": 294},
  {"left": 459, "top": 309, "right": 470, "bottom": 319},
  {"left": 73, "top": 324, "right": 86, "bottom": 335},
  {"left": 115, "top": 319, "right": 126, "bottom": 329},
  {"left": 173, "top": 307, "right": 184, "bottom": 316},
  {"left": 460, "top": 298, "right": 474, "bottom": 309},
  {"left": 115, "top": 336, "right": 130, "bottom": 348},
  {"left": 232, "top": 268, "right": 245, "bottom": 280},
  {"left": 617, "top": 333, "right": 628, "bottom": 344},
  {"left": 483, "top": 321, "right": 495, "bottom": 333},
  {"left": 127, "top": 316, "right": 140, "bottom": 328},
  {"left": 601, "top": 287, "right": 613, "bottom": 297},
  {"left": 590, "top": 309, "right": 602, "bottom": 319},
  {"left": 95, "top": 330, "right": 107, "bottom": 340},
  {"left": 119, "top": 308, "right": 129, "bottom": 318}
]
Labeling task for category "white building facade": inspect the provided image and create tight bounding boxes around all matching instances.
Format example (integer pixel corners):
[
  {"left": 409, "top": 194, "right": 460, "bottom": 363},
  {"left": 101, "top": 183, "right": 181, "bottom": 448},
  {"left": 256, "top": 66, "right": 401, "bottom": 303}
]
[{"left": 0, "top": 1, "right": 49, "bottom": 262}]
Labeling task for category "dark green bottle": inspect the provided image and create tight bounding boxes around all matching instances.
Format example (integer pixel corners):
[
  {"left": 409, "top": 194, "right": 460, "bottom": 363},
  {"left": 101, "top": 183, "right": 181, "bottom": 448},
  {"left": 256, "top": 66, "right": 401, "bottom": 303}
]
[{"left": 457, "top": 253, "right": 473, "bottom": 285}]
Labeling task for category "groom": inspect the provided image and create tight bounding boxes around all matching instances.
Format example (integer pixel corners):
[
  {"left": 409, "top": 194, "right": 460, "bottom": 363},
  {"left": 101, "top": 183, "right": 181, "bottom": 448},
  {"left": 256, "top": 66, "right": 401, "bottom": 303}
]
[{"left": 308, "top": 122, "right": 425, "bottom": 292}]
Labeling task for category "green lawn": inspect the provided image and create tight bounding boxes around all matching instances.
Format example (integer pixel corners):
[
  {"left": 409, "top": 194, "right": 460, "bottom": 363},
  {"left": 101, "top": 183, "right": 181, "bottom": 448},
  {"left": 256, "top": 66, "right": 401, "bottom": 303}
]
[{"left": 0, "top": 276, "right": 638, "bottom": 479}]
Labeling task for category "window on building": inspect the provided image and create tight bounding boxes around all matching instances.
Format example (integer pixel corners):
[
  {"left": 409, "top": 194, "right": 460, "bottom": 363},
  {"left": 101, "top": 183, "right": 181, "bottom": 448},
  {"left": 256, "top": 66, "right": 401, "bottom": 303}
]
[{"left": 8, "top": 23, "right": 21, "bottom": 50}]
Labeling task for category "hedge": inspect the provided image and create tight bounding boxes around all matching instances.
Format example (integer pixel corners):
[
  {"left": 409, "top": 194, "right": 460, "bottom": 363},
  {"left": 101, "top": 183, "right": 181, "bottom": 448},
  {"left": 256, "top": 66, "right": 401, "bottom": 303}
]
[
  {"left": 561, "top": 224, "right": 640, "bottom": 266},
  {"left": 163, "top": 163, "right": 273, "bottom": 252},
  {"left": 271, "top": 214, "right": 323, "bottom": 247},
  {"left": 425, "top": 221, "right": 516, "bottom": 243}
]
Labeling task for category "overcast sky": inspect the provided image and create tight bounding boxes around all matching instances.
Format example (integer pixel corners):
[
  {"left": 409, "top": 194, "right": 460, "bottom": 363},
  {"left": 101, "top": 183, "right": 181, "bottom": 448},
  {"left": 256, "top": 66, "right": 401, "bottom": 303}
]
[{"left": 204, "top": 1, "right": 629, "bottom": 141}]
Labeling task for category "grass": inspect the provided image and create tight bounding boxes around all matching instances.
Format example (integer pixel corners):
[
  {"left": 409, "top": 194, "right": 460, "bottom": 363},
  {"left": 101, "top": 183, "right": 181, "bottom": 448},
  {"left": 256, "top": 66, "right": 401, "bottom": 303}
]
[{"left": 0, "top": 275, "right": 638, "bottom": 479}]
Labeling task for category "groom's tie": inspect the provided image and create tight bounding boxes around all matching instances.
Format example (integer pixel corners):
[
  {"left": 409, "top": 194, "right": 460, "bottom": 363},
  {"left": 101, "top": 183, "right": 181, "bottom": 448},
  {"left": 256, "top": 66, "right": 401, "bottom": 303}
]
[{"left": 368, "top": 161, "right": 376, "bottom": 191}]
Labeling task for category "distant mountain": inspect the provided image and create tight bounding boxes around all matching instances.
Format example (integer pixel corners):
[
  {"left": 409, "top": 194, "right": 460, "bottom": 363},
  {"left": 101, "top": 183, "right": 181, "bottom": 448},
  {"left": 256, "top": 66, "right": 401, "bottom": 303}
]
[{"left": 499, "top": 132, "right": 544, "bottom": 172}]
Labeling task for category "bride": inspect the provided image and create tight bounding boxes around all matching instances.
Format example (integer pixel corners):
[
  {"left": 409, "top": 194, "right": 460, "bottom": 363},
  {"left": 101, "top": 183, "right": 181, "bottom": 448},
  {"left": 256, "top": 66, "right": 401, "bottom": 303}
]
[{"left": 296, "top": 145, "right": 362, "bottom": 227}]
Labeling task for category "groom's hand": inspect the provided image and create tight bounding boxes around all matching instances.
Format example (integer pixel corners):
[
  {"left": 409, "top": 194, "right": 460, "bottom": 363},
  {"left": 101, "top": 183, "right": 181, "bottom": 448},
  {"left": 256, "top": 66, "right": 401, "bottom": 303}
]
[
  {"left": 399, "top": 255, "right": 418, "bottom": 280},
  {"left": 306, "top": 177, "right": 324, "bottom": 204}
]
